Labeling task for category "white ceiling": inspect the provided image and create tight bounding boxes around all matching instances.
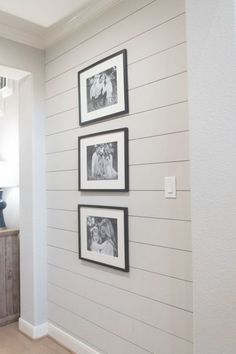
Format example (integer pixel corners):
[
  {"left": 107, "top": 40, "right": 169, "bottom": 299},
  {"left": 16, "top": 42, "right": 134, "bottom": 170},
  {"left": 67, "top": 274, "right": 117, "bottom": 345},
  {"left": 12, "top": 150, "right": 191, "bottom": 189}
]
[
  {"left": 0, "top": 0, "right": 122, "bottom": 48},
  {"left": 0, "top": 0, "right": 94, "bottom": 27}
]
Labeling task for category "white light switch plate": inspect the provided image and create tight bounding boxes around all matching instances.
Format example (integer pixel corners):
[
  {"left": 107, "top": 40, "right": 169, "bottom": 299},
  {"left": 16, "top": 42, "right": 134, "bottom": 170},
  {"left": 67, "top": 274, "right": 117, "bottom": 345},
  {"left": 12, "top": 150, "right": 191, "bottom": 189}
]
[{"left": 165, "top": 176, "right": 176, "bottom": 198}]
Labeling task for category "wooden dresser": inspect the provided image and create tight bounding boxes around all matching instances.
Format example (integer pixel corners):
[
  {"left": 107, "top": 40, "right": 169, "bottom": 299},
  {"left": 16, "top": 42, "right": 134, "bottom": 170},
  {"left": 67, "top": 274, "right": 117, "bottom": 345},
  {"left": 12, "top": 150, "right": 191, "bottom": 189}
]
[{"left": 0, "top": 229, "right": 20, "bottom": 326}]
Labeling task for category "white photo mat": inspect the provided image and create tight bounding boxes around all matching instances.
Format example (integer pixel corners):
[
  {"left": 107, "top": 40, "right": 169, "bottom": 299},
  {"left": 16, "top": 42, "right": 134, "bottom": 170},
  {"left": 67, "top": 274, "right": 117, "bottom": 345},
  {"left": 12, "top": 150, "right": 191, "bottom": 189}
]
[
  {"left": 79, "top": 128, "right": 129, "bottom": 191},
  {"left": 79, "top": 205, "right": 129, "bottom": 271},
  {"left": 81, "top": 131, "right": 124, "bottom": 190},
  {"left": 78, "top": 49, "right": 128, "bottom": 125}
]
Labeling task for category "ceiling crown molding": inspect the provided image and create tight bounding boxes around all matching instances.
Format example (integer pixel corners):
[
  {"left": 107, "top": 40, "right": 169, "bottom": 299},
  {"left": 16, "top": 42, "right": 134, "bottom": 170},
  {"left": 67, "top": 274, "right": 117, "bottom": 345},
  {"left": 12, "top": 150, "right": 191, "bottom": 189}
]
[
  {"left": 44, "top": 0, "right": 123, "bottom": 48},
  {"left": 0, "top": 0, "right": 123, "bottom": 50},
  {"left": 0, "top": 22, "right": 44, "bottom": 49},
  {"left": 0, "top": 10, "right": 46, "bottom": 49}
]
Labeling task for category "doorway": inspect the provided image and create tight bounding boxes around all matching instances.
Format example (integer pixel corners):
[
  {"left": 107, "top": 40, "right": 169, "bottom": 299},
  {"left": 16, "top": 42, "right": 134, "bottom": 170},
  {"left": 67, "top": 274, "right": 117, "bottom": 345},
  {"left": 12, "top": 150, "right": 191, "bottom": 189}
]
[{"left": 0, "top": 64, "right": 47, "bottom": 336}]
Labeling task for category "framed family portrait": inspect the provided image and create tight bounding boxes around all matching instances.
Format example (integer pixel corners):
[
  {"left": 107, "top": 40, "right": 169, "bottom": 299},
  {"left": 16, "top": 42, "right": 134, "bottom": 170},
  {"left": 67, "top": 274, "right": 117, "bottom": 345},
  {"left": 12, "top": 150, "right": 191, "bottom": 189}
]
[
  {"left": 78, "top": 49, "right": 129, "bottom": 126},
  {"left": 78, "top": 204, "right": 129, "bottom": 272},
  {"left": 78, "top": 127, "right": 129, "bottom": 191}
]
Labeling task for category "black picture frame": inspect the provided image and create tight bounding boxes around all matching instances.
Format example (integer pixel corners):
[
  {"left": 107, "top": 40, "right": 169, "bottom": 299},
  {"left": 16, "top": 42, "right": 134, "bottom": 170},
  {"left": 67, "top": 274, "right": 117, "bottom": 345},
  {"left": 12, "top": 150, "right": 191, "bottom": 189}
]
[
  {"left": 78, "top": 204, "right": 129, "bottom": 272},
  {"left": 78, "top": 127, "right": 129, "bottom": 192},
  {"left": 78, "top": 49, "right": 129, "bottom": 126}
]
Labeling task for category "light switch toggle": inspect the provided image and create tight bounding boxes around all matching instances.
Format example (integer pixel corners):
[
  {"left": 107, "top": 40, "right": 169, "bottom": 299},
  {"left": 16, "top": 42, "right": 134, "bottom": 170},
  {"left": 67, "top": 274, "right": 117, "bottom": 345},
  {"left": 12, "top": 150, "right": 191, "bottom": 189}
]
[{"left": 165, "top": 176, "right": 176, "bottom": 198}]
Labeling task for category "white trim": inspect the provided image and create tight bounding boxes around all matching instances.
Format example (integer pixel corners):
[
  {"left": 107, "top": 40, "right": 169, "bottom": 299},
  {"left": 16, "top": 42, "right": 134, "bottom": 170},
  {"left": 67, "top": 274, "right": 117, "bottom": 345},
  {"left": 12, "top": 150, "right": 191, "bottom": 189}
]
[
  {"left": 0, "top": 23, "right": 44, "bottom": 50},
  {"left": 0, "top": 0, "right": 123, "bottom": 49},
  {"left": 48, "top": 323, "right": 101, "bottom": 354},
  {"left": 18, "top": 318, "right": 48, "bottom": 339},
  {"left": 44, "top": 0, "right": 123, "bottom": 48},
  {"left": 18, "top": 319, "right": 101, "bottom": 352}
]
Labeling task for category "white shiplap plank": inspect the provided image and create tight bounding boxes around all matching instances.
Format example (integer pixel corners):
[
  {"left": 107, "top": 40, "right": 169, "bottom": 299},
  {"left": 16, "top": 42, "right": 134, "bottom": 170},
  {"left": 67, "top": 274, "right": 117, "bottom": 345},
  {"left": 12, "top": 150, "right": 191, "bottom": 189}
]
[
  {"left": 129, "top": 216, "right": 191, "bottom": 251},
  {"left": 48, "top": 248, "right": 193, "bottom": 310},
  {"left": 47, "top": 222, "right": 192, "bottom": 281},
  {"left": 46, "top": 109, "right": 79, "bottom": 135},
  {"left": 46, "top": 108, "right": 77, "bottom": 135},
  {"left": 46, "top": 150, "right": 77, "bottom": 172},
  {"left": 46, "top": 72, "right": 187, "bottom": 118},
  {"left": 45, "top": 0, "right": 154, "bottom": 63},
  {"left": 46, "top": 161, "right": 190, "bottom": 191},
  {"left": 48, "top": 264, "right": 193, "bottom": 326},
  {"left": 129, "top": 72, "right": 187, "bottom": 117},
  {"left": 49, "top": 302, "right": 150, "bottom": 354},
  {"left": 130, "top": 242, "right": 192, "bottom": 280},
  {"left": 46, "top": 39, "right": 186, "bottom": 99},
  {"left": 47, "top": 209, "right": 78, "bottom": 231},
  {"left": 48, "top": 228, "right": 77, "bottom": 252},
  {"left": 47, "top": 209, "right": 191, "bottom": 251},
  {"left": 45, "top": 0, "right": 185, "bottom": 80},
  {"left": 48, "top": 283, "right": 193, "bottom": 351},
  {"left": 47, "top": 170, "right": 78, "bottom": 191},
  {"left": 47, "top": 190, "right": 191, "bottom": 221},
  {"left": 48, "top": 237, "right": 191, "bottom": 281},
  {"left": 46, "top": 89, "right": 77, "bottom": 118},
  {"left": 129, "top": 131, "right": 189, "bottom": 165},
  {"left": 46, "top": 101, "right": 189, "bottom": 152},
  {"left": 128, "top": 42, "right": 186, "bottom": 89},
  {"left": 130, "top": 161, "right": 190, "bottom": 191},
  {"left": 46, "top": 100, "right": 188, "bottom": 139},
  {"left": 46, "top": 131, "right": 189, "bottom": 171}
]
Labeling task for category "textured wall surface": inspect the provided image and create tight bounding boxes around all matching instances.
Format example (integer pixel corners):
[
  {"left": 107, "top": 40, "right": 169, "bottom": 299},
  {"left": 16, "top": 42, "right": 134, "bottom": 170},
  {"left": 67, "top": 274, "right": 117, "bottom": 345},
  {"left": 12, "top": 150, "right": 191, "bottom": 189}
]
[
  {"left": 45, "top": 0, "right": 192, "bottom": 353},
  {"left": 186, "top": 0, "right": 236, "bottom": 353}
]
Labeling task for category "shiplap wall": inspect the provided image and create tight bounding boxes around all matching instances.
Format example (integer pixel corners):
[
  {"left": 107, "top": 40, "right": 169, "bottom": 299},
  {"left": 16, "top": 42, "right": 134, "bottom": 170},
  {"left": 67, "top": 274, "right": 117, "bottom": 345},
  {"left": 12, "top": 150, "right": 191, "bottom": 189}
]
[{"left": 45, "top": 0, "right": 192, "bottom": 353}]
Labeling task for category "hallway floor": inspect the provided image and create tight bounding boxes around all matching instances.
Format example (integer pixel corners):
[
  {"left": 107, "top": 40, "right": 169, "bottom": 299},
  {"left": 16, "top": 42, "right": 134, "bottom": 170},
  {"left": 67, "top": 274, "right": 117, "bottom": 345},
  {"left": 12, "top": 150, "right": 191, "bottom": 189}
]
[{"left": 0, "top": 322, "right": 72, "bottom": 354}]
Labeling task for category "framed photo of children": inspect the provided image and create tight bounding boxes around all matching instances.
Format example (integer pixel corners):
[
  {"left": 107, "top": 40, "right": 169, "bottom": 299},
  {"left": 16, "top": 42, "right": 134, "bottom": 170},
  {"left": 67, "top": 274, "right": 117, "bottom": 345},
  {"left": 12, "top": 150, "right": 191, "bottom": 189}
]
[
  {"left": 78, "top": 128, "right": 129, "bottom": 191},
  {"left": 78, "top": 49, "right": 129, "bottom": 126},
  {"left": 78, "top": 204, "right": 129, "bottom": 272}
]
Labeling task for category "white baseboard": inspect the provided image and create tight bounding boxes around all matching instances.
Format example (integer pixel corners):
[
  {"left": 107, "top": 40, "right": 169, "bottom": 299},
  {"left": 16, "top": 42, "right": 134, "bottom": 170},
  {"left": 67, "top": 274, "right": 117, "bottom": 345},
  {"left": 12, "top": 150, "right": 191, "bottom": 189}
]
[
  {"left": 48, "top": 323, "right": 100, "bottom": 354},
  {"left": 18, "top": 319, "right": 99, "bottom": 353},
  {"left": 18, "top": 318, "right": 48, "bottom": 339}
]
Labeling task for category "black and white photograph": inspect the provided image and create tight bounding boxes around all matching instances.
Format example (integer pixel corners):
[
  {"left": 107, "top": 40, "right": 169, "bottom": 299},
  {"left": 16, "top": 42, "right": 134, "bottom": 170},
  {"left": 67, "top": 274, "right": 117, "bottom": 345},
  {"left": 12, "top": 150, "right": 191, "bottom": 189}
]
[
  {"left": 87, "top": 66, "right": 117, "bottom": 113},
  {"left": 78, "top": 49, "right": 129, "bottom": 125},
  {"left": 87, "top": 216, "right": 118, "bottom": 257},
  {"left": 87, "top": 141, "right": 118, "bottom": 181},
  {"left": 78, "top": 205, "right": 129, "bottom": 271},
  {"left": 78, "top": 128, "right": 129, "bottom": 191}
]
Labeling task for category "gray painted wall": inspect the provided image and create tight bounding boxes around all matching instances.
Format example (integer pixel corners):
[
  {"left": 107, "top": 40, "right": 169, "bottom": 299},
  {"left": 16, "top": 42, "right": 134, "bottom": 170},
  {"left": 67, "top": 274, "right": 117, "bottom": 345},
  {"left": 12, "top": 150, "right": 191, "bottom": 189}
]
[{"left": 45, "top": 0, "right": 192, "bottom": 353}]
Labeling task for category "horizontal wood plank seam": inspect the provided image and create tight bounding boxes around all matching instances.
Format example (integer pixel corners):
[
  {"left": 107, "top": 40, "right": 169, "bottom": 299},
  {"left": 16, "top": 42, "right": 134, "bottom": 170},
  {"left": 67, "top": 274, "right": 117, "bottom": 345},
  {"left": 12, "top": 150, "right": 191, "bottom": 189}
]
[
  {"left": 45, "top": 71, "right": 187, "bottom": 118},
  {"left": 47, "top": 245, "right": 192, "bottom": 282},
  {"left": 45, "top": 11, "right": 185, "bottom": 83},
  {"left": 45, "top": 159, "right": 190, "bottom": 173},
  {"left": 46, "top": 189, "right": 191, "bottom": 192},
  {"left": 45, "top": 100, "right": 188, "bottom": 137},
  {"left": 47, "top": 263, "right": 193, "bottom": 312},
  {"left": 45, "top": 99, "right": 188, "bottom": 120},
  {"left": 45, "top": 42, "right": 187, "bottom": 101},
  {"left": 45, "top": 0, "right": 156, "bottom": 65},
  {"left": 46, "top": 130, "right": 189, "bottom": 155},
  {"left": 47, "top": 238, "right": 192, "bottom": 252},
  {"left": 47, "top": 224, "right": 192, "bottom": 252},
  {"left": 48, "top": 301, "right": 154, "bottom": 353},
  {"left": 46, "top": 208, "right": 191, "bottom": 222},
  {"left": 48, "top": 282, "right": 193, "bottom": 343}
]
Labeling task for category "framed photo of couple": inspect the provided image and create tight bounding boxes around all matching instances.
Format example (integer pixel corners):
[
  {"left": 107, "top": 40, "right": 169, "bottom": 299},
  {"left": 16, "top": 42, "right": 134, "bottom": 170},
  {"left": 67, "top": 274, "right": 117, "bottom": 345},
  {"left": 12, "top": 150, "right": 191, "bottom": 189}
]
[
  {"left": 78, "top": 204, "right": 129, "bottom": 272},
  {"left": 78, "top": 127, "right": 129, "bottom": 191},
  {"left": 78, "top": 49, "right": 129, "bottom": 126}
]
